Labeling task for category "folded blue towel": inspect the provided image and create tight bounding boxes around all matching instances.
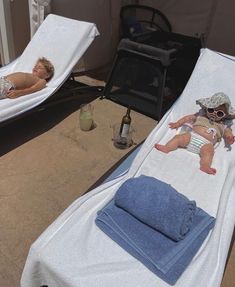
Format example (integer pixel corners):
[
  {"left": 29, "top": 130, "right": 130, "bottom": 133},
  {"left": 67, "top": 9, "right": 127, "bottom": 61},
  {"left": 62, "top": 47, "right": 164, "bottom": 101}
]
[
  {"left": 115, "top": 175, "right": 196, "bottom": 241},
  {"left": 96, "top": 200, "right": 215, "bottom": 285}
]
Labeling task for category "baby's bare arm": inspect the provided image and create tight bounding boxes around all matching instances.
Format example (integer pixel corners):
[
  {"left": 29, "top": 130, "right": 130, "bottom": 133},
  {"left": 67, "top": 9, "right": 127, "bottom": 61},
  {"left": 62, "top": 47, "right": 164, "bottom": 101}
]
[
  {"left": 7, "top": 79, "right": 47, "bottom": 99},
  {"left": 223, "top": 127, "right": 235, "bottom": 145},
  {"left": 169, "top": 114, "right": 197, "bottom": 129}
]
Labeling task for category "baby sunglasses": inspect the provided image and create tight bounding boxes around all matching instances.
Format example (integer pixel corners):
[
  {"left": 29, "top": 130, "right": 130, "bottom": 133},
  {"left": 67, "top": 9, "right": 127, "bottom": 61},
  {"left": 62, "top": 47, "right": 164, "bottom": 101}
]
[{"left": 207, "top": 108, "right": 226, "bottom": 118}]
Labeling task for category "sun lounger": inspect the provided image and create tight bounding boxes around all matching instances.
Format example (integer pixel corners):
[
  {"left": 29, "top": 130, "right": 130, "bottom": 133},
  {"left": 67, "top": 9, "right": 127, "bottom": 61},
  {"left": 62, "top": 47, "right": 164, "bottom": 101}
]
[
  {"left": 0, "top": 14, "right": 99, "bottom": 126},
  {"left": 21, "top": 48, "right": 235, "bottom": 287}
]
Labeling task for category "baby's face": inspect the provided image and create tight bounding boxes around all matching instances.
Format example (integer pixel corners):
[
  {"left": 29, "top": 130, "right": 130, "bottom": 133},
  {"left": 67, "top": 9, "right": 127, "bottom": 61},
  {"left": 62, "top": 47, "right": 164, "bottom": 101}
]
[
  {"left": 32, "top": 62, "right": 49, "bottom": 80},
  {"left": 206, "top": 104, "right": 228, "bottom": 122}
]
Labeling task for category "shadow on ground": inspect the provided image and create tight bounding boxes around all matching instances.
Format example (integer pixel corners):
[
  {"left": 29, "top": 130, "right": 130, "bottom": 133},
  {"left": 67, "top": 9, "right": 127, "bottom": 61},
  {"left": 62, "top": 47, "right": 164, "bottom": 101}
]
[{"left": 0, "top": 92, "right": 100, "bottom": 157}]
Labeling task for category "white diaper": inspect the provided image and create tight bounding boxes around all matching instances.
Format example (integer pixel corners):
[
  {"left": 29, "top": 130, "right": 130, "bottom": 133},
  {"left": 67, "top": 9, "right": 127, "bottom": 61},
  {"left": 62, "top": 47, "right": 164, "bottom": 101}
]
[
  {"left": 0, "top": 77, "right": 15, "bottom": 99},
  {"left": 186, "top": 132, "right": 211, "bottom": 154}
]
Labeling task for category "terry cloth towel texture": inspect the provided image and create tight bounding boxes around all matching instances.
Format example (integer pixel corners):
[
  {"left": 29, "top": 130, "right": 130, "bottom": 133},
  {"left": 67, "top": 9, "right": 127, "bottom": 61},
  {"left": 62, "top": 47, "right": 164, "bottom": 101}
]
[
  {"left": 115, "top": 175, "right": 196, "bottom": 241},
  {"left": 96, "top": 176, "right": 215, "bottom": 285}
]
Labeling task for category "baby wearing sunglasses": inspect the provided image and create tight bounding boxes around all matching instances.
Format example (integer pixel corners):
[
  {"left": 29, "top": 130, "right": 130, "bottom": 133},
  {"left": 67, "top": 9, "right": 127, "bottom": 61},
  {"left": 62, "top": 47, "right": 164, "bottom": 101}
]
[{"left": 155, "top": 92, "right": 235, "bottom": 175}]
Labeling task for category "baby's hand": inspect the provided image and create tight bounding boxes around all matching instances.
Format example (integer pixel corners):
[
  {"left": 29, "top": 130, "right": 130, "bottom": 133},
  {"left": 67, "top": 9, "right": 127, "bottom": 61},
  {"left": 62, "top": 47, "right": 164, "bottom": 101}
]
[
  {"left": 224, "top": 128, "right": 235, "bottom": 145},
  {"left": 7, "top": 90, "right": 21, "bottom": 98},
  {"left": 169, "top": 122, "right": 180, "bottom": 129},
  {"left": 224, "top": 134, "right": 235, "bottom": 145}
]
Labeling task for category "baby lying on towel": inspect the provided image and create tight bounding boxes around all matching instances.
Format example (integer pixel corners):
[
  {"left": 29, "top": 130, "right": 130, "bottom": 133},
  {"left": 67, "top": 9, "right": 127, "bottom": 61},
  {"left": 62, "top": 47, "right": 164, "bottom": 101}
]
[
  {"left": 155, "top": 92, "right": 235, "bottom": 175},
  {"left": 0, "top": 57, "right": 54, "bottom": 99}
]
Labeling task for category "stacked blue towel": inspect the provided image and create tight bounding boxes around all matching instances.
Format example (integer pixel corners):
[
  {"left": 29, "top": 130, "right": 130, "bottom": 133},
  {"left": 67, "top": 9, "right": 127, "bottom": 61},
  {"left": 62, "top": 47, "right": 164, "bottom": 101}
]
[
  {"left": 115, "top": 175, "right": 196, "bottom": 241},
  {"left": 95, "top": 175, "right": 215, "bottom": 285}
]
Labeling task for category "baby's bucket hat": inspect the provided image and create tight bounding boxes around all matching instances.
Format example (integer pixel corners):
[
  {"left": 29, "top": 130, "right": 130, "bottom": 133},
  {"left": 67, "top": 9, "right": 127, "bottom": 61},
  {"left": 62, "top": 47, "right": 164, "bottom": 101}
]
[{"left": 196, "top": 92, "right": 235, "bottom": 118}]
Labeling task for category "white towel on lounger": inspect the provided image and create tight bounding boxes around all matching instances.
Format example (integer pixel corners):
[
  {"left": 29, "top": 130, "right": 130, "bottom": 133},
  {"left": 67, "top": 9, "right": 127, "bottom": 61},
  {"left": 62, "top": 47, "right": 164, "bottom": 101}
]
[{"left": 0, "top": 14, "right": 99, "bottom": 123}]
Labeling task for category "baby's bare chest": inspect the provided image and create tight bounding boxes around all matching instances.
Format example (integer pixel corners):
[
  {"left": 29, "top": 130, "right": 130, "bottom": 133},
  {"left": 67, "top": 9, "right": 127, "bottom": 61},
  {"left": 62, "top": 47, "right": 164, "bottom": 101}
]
[{"left": 6, "top": 72, "right": 39, "bottom": 89}]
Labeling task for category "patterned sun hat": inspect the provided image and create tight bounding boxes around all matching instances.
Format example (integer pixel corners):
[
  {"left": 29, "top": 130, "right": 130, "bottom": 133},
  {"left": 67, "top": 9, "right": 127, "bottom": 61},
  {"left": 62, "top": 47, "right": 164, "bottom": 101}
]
[{"left": 196, "top": 92, "right": 235, "bottom": 118}]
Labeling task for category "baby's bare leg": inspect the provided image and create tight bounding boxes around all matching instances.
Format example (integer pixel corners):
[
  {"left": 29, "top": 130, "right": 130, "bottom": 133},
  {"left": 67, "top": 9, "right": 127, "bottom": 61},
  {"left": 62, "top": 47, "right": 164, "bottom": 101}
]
[
  {"left": 155, "top": 133, "right": 191, "bottom": 153},
  {"left": 199, "top": 143, "right": 216, "bottom": 174}
]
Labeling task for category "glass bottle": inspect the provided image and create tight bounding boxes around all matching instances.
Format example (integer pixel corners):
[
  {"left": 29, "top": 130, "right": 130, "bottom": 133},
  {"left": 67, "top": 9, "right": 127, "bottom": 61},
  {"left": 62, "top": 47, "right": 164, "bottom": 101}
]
[{"left": 119, "top": 107, "right": 131, "bottom": 138}]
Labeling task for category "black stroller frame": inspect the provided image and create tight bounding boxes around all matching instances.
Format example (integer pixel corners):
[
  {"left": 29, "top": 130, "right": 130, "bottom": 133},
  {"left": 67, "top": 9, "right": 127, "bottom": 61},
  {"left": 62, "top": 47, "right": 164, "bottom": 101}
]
[{"left": 102, "top": 30, "right": 201, "bottom": 120}]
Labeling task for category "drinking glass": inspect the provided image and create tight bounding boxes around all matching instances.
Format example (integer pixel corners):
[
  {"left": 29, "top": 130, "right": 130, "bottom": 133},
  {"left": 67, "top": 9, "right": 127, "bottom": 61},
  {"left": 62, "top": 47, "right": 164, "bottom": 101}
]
[{"left": 79, "top": 103, "right": 94, "bottom": 131}]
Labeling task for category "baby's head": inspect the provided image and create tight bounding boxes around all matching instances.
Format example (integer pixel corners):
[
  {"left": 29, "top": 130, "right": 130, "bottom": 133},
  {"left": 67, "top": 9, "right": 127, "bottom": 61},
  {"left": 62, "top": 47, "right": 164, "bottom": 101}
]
[
  {"left": 33, "top": 57, "right": 54, "bottom": 81},
  {"left": 196, "top": 92, "right": 235, "bottom": 121}
]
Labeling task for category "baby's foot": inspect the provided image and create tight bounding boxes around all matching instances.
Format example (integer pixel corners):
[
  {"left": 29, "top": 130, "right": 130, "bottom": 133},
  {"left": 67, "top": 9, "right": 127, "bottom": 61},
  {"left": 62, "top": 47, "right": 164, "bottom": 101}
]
[
  {"left": 200, "top": 165, "right": 216, "bottom": 175},
  {"left": 154, "top": 144, "right": 170, "bottom": 153}
]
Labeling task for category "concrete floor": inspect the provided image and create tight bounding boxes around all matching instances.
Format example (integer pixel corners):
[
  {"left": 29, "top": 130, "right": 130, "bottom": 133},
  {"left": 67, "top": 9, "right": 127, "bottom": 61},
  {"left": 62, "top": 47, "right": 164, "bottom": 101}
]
[{"left": 0, "top": 81, "right": 234, "bottom": 286}]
